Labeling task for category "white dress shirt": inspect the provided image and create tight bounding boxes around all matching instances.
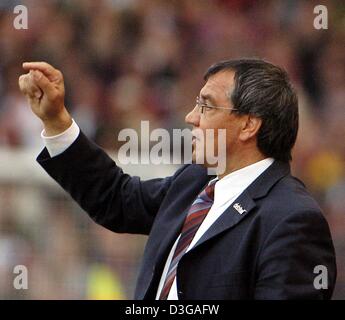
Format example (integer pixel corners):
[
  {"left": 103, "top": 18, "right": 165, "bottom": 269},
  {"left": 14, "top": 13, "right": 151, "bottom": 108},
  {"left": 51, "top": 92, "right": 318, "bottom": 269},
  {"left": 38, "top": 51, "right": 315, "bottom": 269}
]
[
  {"left": 41, "top": 119, "right": 80, "bottom": 157},
  {"left": 41, "top": 121, "right": 274, "bottom": 300}
]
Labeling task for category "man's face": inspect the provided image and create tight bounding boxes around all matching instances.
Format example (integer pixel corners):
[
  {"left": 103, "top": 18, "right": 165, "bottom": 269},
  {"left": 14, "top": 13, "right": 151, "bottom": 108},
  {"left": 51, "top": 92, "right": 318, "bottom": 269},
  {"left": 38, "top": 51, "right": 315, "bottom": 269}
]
[{"left": 185, "top": 70, "right": 242, "bottom": 168}]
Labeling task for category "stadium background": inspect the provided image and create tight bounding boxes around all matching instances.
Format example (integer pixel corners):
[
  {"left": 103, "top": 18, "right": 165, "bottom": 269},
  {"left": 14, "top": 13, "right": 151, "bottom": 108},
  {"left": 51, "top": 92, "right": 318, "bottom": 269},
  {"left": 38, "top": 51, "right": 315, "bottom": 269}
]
[{"left": 0, "top": 0, "right": 344, "bottom": 299}]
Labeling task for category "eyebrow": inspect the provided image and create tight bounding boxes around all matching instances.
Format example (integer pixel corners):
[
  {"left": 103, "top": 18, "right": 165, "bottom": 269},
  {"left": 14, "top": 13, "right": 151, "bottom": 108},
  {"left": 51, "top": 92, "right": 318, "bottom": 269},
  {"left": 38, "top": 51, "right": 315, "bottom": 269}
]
[{"left": 200, "top": 93, "right": 216, "bottom": 105}]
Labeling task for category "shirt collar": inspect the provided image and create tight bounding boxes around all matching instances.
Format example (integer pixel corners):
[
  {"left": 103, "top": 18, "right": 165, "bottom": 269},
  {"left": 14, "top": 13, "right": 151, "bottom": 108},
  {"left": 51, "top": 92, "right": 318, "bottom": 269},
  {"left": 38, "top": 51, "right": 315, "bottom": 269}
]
[{"left": 209, "top": 158, "right": 275, "bottom": 208}]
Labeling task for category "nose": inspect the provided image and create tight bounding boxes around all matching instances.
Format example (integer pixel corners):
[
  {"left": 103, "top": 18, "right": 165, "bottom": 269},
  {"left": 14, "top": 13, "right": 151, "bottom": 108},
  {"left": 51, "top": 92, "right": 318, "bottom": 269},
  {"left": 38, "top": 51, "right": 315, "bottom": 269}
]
[{"left": 185, "top": 106, "right": 200, "bottom": 126}]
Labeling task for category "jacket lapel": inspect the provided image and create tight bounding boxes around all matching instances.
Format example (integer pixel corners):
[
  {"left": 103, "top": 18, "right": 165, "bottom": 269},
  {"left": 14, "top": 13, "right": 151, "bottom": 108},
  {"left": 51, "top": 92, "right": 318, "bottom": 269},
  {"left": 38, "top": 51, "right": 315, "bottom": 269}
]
[
  {"left": 189, "top": 160, "right": 291, "bottom": 252},
  {"left": 140, "top": 165, "right": 214, "bottom": 299},
  {"left": 153, "top": 166, "right": 214, "bottom": 267},
  {"left": 191, "top": 190, "right": 256, "bottom": 251}
]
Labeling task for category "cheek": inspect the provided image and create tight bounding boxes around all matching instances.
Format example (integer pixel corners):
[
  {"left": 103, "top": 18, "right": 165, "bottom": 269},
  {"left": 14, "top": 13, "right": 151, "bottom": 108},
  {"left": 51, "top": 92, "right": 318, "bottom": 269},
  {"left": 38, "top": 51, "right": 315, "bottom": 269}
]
[
  {"left": 223, "top": 124, "right": 240, "bottom": 150},
  {"left": 199, "top": 116, "right": 238, "bottom": 148}
]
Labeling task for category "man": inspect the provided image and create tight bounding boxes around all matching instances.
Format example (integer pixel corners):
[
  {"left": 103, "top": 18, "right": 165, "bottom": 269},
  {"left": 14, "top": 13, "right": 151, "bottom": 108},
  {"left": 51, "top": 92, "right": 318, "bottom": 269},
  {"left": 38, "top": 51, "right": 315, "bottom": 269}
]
[{"left": 19, "top": 59, "right": 336, "bottom": 299}]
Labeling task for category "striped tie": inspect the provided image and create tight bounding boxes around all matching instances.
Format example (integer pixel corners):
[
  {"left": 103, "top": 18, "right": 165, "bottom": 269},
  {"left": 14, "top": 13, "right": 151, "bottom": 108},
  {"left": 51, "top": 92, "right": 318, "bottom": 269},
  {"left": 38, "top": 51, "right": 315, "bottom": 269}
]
[{"left": 159, "top": 180, "right": 216, "bottom": 300}]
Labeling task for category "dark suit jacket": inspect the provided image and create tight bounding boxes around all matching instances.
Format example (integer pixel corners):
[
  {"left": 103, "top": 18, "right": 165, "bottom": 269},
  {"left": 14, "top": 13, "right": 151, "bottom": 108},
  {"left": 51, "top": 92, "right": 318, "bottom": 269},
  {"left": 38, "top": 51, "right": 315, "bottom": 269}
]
[{"left": 37, "top": 132, "right": 336, "bottom": 299}]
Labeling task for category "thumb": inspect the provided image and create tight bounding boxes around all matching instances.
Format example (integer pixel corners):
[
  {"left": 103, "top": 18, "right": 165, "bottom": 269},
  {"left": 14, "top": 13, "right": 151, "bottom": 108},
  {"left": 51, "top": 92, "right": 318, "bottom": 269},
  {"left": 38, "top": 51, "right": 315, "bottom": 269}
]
[{"left": 32, "top": 70, "right": 55, "bottom": 97}]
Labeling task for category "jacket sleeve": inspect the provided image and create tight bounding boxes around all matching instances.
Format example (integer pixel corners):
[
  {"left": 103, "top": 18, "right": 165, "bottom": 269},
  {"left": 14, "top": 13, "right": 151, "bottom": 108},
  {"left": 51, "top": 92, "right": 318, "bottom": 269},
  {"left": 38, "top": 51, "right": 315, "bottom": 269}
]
[
  {"left": 37, "top": 131, "right": 186, "bottom": 235},
  {"left": 254, "top": 209, "right": 337, "bottom": 300}
]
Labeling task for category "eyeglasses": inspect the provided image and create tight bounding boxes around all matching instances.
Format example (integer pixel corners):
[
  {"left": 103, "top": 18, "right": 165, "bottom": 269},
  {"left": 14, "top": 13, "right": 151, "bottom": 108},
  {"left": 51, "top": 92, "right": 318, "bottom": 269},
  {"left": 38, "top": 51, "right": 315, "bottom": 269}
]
[{"left": 195, "top": 96, "right": 238, "bottom": 114}]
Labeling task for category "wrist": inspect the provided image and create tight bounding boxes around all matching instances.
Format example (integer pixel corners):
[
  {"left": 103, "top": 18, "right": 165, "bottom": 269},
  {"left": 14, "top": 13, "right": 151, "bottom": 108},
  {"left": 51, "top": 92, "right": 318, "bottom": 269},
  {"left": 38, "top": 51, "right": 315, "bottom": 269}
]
[{"left": 43, "top": 109, "right": 73, "bottom": 136}]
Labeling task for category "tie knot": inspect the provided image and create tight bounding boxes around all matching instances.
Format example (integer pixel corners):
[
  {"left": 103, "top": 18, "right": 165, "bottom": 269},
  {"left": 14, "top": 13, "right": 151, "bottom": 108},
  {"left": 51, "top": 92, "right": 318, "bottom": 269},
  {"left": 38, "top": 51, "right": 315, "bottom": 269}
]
[{"left": 204, "top": 180, "right": 216, "bottom": 201}]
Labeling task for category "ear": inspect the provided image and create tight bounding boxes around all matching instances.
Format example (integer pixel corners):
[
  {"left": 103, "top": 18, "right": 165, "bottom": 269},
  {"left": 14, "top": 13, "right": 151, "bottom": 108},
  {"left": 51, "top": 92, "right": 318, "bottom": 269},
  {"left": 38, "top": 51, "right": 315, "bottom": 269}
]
[{"left": 239, "top": 115, "right": 262, "bottom": 142}]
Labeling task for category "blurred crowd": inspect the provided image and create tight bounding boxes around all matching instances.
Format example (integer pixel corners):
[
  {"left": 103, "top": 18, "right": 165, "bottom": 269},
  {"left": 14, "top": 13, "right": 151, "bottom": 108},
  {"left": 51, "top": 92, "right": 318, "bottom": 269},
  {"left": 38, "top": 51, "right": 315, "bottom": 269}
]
[{"left": 0, "top": 0, "right": 344, "bottom": 299}]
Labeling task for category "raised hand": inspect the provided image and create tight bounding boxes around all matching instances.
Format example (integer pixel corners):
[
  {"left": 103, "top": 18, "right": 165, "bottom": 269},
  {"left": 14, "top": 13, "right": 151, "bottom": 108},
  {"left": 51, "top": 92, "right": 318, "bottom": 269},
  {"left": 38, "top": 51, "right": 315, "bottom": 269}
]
[{"left": 19, "top": 62, "right": 72, "bottom": 135}]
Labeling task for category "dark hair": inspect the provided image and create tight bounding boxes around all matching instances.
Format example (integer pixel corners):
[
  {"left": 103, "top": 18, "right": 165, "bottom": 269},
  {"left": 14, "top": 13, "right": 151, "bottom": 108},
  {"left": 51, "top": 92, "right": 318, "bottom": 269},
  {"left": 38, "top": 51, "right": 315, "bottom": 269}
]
[{"left": 204, "top": 58, "right": 299, "bottom": 162}]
